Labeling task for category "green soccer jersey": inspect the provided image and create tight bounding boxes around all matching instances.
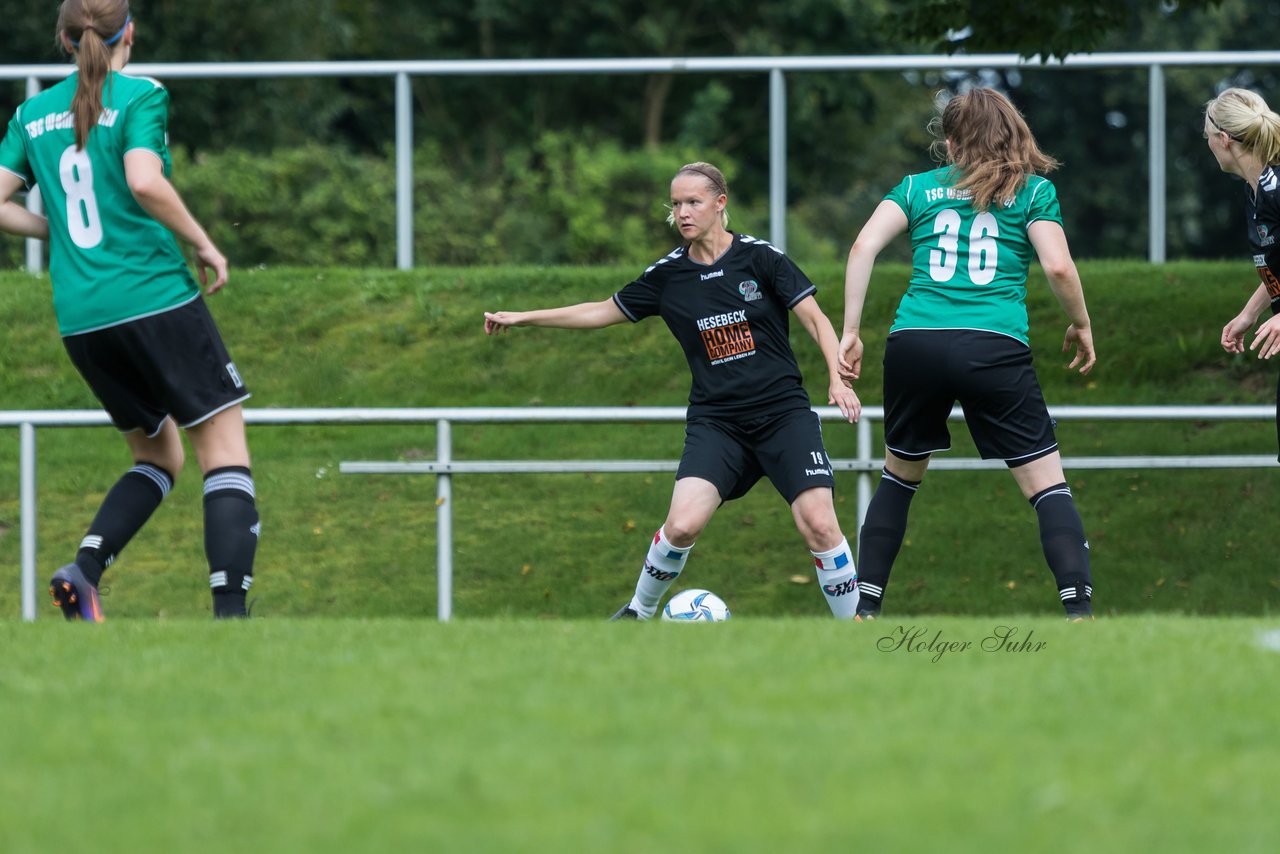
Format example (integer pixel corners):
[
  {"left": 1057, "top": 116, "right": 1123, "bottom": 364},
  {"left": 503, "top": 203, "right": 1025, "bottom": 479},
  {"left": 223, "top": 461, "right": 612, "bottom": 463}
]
[
  {"left": 884, "top": 167, "right": 1063, "bottom": 345},
  {"left": 0, "top": 71, "right": 197, "bottom": 336}
]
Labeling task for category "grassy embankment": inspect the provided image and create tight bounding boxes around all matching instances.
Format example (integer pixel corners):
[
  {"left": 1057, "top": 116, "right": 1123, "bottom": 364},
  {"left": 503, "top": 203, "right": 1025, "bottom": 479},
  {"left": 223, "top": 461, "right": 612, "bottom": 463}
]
[{"left": 1, "top": 261, "right": 1277, "bottom": 619}]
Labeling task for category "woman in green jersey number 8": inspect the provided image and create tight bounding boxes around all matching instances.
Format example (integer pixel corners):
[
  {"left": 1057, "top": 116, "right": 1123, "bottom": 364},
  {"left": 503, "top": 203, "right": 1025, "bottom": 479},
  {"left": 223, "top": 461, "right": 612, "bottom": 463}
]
[
  {"left": 0, "top": 0, "right": 259, "bottom": 620},
  {"left": 837, "top": 87, "right": 1097, "bottom": 621}
]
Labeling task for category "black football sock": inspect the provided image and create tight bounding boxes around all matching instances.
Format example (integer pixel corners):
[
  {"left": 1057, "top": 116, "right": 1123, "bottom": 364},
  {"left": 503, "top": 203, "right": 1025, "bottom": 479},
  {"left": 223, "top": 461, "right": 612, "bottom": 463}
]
[
  {"left": 856, "top": 468, "right": 920, "bottom": 613},
  {"left": 74, "top": 464, "right": 174, "bottom": 587},
  {"left": 1029, "top": 482, "right": 1093, "bottom": 617},
  {"left": 204, "top": 467, "right": 260, "bottom": 618}
]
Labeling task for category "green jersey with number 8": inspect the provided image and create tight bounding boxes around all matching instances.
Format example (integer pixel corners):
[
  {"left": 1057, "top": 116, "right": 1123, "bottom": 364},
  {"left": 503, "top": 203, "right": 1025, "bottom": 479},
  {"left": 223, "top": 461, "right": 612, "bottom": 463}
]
[
  {"left": 0, "top": 71, "right": 197, "bottom": 336},
  {"left": 884, "top": 166, "right": 1063, "bottom": 345}
]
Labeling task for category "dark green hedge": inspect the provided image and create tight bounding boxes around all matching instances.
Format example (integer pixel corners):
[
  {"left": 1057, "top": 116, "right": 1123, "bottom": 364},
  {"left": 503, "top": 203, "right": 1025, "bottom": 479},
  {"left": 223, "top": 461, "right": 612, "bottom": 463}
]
[{"left": 2, "top": 135, "right": 887, "bottom": 270}]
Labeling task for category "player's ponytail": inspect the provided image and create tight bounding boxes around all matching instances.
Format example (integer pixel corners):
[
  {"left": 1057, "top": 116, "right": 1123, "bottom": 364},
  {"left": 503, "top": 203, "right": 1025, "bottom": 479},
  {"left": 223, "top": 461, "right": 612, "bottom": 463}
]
[
  {"left": 1206, "top": 87, "right": 1280, "bottom": 167},
  {"left": 1253, "top": 111, "right": 1280, "bottom": 167},
  {"left": 56, "top": 0, "right": 131, "bottom": 151}
]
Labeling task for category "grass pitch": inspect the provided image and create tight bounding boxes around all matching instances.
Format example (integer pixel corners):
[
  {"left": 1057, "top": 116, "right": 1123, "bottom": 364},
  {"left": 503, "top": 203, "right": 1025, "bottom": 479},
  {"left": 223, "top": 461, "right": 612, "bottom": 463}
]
[{"left": 1, "top": 615, "right": 1275, "bottom": 853}]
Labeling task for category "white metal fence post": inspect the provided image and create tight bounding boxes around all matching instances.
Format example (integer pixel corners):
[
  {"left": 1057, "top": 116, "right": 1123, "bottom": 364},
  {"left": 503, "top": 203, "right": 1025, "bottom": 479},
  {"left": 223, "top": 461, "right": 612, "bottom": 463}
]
[
  {"left": 396, "top": 71, "right": 413, "bottom": 271},
  {"left": 1149, "top": 63, "right": 1167, "bottom": 264},
  {"left": 769, "top": 68, "right": 787, "bottom": 252},
  {"left": 20, "top": 422, "right": 37, "bottom": 622},
  {"left": 23, "top": 76, "right": 43, "bottom": 275},
  {"left": 436, "top": 418, "right": 453, "bottom": 622},
  {"left": 857, "top": 415, "right": 873, "bottom": 534}
]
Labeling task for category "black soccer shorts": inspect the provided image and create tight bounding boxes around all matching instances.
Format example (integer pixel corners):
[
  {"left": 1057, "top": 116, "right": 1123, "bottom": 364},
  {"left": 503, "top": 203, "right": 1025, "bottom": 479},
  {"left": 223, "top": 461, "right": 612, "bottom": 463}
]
[
  {"left": 881, "top": 329, "right": 1057, "bottom": 467},
  {"left": 677, "top": 405, "right": 836, "bottom": 503},
  {"left": 63, "top": 296, "right": 250, "bottom": 436}
]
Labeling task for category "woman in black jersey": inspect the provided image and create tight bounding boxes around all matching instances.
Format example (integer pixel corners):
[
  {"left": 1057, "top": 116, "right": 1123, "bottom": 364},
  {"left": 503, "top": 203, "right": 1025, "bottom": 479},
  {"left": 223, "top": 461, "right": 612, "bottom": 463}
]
[
  {"left": 1207, "top": 88, "right": 1280, "bottom": 459},
  {"left": 484, "top": 162, "right": 863, "bottom": 619}
]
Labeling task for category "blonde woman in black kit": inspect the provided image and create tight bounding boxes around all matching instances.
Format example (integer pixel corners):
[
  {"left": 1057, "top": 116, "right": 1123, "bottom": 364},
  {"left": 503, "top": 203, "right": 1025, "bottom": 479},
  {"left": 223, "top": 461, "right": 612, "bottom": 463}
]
[{"left": 485, "top": 162, "right": 862, "bottom": 619}]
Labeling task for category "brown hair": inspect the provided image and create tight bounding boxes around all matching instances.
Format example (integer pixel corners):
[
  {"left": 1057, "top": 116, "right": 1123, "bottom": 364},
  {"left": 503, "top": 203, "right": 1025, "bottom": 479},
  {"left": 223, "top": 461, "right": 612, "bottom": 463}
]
[
  {"left": 55, "top": 0, "right": 131, "bottom": 150},
  {"left": 928, "top": 88, "right": 1059, "bottom": 211},
  {"left": 1205, "top": 87, "right": 1280, "bottom": 167},
  {"left": 667, "top": 161, "right": 730, "bottom": 229}
]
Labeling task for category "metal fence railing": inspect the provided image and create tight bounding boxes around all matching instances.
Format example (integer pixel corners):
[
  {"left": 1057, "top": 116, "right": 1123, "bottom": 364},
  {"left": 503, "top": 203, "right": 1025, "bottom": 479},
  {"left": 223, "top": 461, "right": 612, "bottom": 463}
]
[
  {"left": 8, "top": 51, "right": 1280, "bottom": 268},
  {"left": 7, "top": 405, "right": 1270, "bottom": 622}
]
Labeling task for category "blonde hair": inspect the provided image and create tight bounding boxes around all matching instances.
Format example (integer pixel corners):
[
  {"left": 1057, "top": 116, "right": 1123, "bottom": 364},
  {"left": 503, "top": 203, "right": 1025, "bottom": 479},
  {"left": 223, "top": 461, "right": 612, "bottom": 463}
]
[
  {"left": 928, "top": 88, "right": 1059, "bottom": 211},
  {"left": 666, "top": 161, "right": 730, "bottom": 230},
  {"left": 1205, "top": 87, "right": 1280, "bottom": 166},
  {"left": 56, "top": 0, "right": 131, "bottom": 151}
]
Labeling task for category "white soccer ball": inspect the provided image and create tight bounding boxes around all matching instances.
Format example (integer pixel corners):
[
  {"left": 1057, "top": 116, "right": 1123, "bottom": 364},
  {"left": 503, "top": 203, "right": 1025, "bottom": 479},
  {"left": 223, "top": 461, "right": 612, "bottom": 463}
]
[{"left": 661, "top": 588, "right": 731, "bottom": 622}]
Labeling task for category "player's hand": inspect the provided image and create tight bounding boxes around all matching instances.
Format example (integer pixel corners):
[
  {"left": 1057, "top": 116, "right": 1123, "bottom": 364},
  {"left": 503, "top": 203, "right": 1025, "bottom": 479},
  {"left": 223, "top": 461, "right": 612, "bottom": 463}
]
[
  {"left": 483, "top": 311, "right": 519, "bottom": 335},
  {"left": 195, "top": 243, "right": 228, "bottom": 295},
  {"left": 1249, "top": 314, "right": 1280, "bottom": 359},
  {"left": 1222, "top": 313, "right": 1253, "bottom": 354},
  {"left": 829, "top": 381, "right": 861, "bottom": 423},
  {"left": 1063, "top": 324, "right": 1096, "bottom": 375},
  {"left": 837, "top": 332, "right": 863, "bottom": 383}
]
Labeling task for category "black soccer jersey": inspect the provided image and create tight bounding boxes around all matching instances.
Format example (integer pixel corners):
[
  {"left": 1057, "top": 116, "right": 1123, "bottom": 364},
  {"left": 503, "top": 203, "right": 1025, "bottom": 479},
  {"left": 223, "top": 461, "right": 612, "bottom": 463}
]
[
  {"left": 613, "top": 233, "right": 817, "bottom": 418},
  {"left": 1246, "top": 166, "right": 1280, "bottom": 315}
]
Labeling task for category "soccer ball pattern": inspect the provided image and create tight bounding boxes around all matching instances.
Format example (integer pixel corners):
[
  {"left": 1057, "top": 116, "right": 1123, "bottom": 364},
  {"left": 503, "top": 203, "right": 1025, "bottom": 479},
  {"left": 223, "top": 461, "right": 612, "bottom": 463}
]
[{"left": 661, "top": 588, "right": 731, "bottom": 622}]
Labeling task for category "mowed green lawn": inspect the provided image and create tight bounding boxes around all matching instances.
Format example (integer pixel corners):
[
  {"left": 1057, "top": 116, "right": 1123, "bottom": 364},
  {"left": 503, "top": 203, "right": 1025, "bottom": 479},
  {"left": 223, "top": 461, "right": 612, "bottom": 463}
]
[{"left": 1, "top": 616, "right": 1275, "bottom": 853}]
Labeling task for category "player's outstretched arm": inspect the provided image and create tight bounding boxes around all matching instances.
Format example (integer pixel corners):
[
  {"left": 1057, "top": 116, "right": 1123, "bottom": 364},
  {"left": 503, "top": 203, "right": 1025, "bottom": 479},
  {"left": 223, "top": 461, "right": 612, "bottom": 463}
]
[
  {"left": 484, "top": 298, "right": 627, "bottom": 335},
  {"left": 1029, "top": 219, "right": 1096, "bottom": 375},
  {"left": 0, "top": 172, "right": 47, "bottom": 239}
]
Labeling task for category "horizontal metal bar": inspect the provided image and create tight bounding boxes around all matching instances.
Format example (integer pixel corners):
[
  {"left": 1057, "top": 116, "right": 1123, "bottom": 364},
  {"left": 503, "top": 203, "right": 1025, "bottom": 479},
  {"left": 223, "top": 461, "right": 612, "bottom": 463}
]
[
  {"left": 342, "top": 454, "right": 1278, "bottom": 476},
  {"left": 7, "top": 51, "right": 1280, "bottom": 81},
  {"left": 342, "top": 460, "right": 682, "bottom": 474},
  {"left": 0, "top": 404, "right": 1274, "bottom": 429}
]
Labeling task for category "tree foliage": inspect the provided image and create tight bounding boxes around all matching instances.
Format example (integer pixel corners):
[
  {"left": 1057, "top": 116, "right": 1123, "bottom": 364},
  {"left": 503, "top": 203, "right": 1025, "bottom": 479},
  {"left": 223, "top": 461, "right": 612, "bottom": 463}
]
[
  {"left": 886, "top": 0, "right": 1227, "bottom": 60},
  {"left": 0, "top": 0, "right": 1273, "bottom": 266}
]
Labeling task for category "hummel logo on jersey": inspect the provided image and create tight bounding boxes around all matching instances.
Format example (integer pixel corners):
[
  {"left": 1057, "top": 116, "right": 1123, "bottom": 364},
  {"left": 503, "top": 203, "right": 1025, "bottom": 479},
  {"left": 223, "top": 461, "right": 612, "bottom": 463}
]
[
  {"left": 739, "top": 279, "right": 762, "bottom": 301},
  {"left": 700, "top": 269, "right": 725, "bottom": 281},
  {"left": 225, "top": 362, "right": 244, "bottom": 389},
  {"left": 1263, "top": 169, "right": 1279, "bottom": 192}
]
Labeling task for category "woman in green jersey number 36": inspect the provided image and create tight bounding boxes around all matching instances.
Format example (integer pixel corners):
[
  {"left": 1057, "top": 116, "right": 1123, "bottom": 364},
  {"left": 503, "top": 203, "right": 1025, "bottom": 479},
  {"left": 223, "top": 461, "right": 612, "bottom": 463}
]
[
  {"left": 0, "top": 0, "right": 260, "bottom": 620},
  {"left": 837, "top": 87, "right": 1097, "bottom": 621}
]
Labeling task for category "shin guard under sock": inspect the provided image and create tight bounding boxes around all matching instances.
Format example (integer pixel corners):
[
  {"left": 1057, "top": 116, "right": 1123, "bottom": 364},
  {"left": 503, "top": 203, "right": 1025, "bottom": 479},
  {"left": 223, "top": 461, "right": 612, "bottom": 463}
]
[
  {"left": 629, "top": 527, "right": 692, "bottom": 619},
  {"left": 75, "top": 464, "right": 174, "bottom": 587},
  {"left": 204, "top": 466, "right": 260, "bottom": 618},
  {"left": 856, "top": 468, "right": 920, "bottom": 614},
  {"left": 1030, "top": 482, "right": 1093, "bottom": 617}
]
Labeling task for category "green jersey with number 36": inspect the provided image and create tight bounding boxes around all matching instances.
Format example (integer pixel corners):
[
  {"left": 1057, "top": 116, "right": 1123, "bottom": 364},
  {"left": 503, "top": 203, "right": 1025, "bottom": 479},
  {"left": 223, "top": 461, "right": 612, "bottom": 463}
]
[
  {"left": 884, "top": 167, "right": 1063, "bottom": 345},
  {"left": 0, "top": 71, "right": 197, "bottom": 336}
]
